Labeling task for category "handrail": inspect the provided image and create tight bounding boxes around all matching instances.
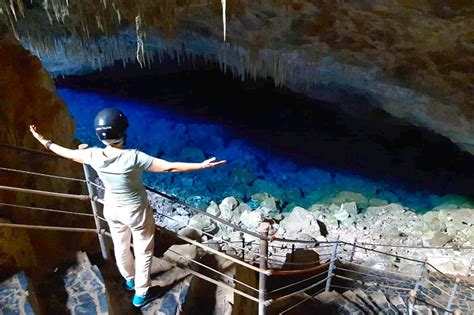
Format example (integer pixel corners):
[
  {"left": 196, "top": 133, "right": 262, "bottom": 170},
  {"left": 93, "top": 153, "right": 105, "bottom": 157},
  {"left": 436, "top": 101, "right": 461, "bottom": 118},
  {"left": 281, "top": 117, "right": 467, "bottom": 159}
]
[
  {"left": 154, "top": 225, "right": 271, "bottom": 275},
  {"left": 0, "top": 166, "right": 86, "bottom": 183},
  {"left": 268, "top": 276, "right": 329, "bottom": 304},
  {"left": 416, "top": 292, "right": 454, "bottom": 313},
  {"left": 358, "top": 241, "right": 474, "bottom": 250},
  {"left": 267, "top": 270, "right": 328, "bottom": 295},
  {"left": 146, "top": 184, "right": 268, "bottom": 241},
  {"left": 0, "top": 184, "right": 90, "bottom": 201},
  {"left": 0, "top": 142, "right": 61, "bottom": 158},
  {"left": 340, "top": 259, "right": 417, "bottom": 279},
  {"left": 166, "top": 247, "right": 261, "bottom": 293},
  {"left": 0, "top": 201, "right": 106, "bottom": 220},
  {"left": 0, "top": 144, "right": 469, "bottom": 314},
  {"left": 0, "top": 222, "right": 103, "bottom": 234}
]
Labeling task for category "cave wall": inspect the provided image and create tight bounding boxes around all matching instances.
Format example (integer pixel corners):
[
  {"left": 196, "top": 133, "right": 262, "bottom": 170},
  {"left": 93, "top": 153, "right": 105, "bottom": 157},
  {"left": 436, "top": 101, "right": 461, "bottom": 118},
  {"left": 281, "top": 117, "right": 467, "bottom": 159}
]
[
  {"left": 2, "top": 0, "right": 473, "bottom": 155},
  {"left": 0, "top": 30, "right": 98, "bottom": 274}
]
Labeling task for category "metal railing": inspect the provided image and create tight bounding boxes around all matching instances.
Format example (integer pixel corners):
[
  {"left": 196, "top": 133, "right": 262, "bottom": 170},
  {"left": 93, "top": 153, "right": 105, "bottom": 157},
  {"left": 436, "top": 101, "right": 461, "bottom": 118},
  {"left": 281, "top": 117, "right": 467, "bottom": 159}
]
[{"left": 0, "top": 142, "right": 471, "bottom": 315}]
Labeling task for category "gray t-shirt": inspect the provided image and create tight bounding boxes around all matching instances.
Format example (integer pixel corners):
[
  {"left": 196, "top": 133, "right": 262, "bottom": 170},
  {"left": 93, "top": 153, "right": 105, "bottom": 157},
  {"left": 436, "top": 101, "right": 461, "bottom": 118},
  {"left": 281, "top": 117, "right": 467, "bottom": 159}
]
[{"left": 81, "top": 148, "right": 154, "bottom": 208}]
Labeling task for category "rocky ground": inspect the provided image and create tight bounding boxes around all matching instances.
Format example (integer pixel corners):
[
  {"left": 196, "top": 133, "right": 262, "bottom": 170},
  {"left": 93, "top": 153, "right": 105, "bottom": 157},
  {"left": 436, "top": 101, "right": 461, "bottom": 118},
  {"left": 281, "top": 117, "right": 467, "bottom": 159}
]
[{"left": 147, "top": 189, "right": 474, "bottom": 278}]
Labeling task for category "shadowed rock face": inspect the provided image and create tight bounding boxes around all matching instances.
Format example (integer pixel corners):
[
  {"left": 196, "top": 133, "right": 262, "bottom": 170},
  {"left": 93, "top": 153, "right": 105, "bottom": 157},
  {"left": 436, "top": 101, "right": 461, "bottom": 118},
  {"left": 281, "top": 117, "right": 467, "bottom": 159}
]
[
  {"left": 0, "top": 30, "right": 96, "bottom": 273},
  {"left": 2, "top": 1, "right": 474, "bottom": 155}
]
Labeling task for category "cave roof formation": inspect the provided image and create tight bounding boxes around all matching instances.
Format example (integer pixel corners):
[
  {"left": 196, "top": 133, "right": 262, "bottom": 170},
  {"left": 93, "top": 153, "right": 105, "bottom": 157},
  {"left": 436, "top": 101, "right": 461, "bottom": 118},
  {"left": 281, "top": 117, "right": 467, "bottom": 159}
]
[{"left": 1, "top": 0, "right": 474, "bottom": 154}]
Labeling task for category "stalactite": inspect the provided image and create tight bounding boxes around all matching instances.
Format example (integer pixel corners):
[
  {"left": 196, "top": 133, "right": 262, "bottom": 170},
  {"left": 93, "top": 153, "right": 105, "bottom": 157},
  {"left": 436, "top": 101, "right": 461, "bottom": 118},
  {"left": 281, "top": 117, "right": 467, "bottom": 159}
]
[
  {"left": 220, "top": 0, "right": 226, "bottom": 42},
  {"left": 135, "top": 14, "right": 146, "bottom": 68}
]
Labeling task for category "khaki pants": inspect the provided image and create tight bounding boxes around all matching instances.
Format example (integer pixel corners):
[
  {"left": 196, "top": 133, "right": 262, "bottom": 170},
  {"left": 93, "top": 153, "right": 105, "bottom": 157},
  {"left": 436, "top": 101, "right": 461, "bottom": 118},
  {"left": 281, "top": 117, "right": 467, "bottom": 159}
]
[{"left": 104, "top": 202, "right": 155, "bottom": 296}]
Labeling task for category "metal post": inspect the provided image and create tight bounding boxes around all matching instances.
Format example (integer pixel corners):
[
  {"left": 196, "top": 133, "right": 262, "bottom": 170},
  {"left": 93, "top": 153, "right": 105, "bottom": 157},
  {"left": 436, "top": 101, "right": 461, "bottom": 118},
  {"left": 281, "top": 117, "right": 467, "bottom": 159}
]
[
  {"left": 407, "top": 289, "right": 416, "bottom": 315},
  {"left": 258, "top": 222, "right": 270, "bottom": 315},
  {"left": 325, "top": 238, "right": 339, "bottom": 292},
  {"left": 414, "top": 259, "right": 426, "bottom": 292},
  {"left": 240, "top": 232, "right": 245, "bottom": 261},
  {"left": 79, "top": 144, "right": 109, "bottom": 260},
  {"left": 445, "top": 278, "right": 460, "bottom": 314},
  {"left": 290, "top": 244, "right": 295, "bottom": 264},
  {"left": 350, "top": 237, "right": 357, "bottom": 262}
]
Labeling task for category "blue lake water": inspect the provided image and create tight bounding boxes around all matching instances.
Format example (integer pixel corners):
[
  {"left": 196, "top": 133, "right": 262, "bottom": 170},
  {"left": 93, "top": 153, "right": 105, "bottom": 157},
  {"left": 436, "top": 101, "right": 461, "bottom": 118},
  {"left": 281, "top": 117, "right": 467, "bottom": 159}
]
[{"left": 58, "top": 87, "right": 474, "bottom": 213}]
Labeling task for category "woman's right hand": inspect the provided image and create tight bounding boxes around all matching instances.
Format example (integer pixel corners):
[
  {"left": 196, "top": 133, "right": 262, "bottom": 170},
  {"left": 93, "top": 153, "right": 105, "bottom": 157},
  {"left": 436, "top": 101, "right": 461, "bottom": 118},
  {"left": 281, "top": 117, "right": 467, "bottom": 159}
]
[{"left": 29, "top": 125, "right": 50, "bottom": 147}]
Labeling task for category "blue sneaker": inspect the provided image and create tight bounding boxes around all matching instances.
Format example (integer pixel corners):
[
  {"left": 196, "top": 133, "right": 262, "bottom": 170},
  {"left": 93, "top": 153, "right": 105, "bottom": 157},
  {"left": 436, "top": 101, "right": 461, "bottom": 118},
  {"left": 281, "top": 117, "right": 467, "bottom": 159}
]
[
  {"left": 132, "top": 291, "right": 154, "bottom": 307},
  {"left": 125, "top": 279, "right": 134, "bottom": 291}
]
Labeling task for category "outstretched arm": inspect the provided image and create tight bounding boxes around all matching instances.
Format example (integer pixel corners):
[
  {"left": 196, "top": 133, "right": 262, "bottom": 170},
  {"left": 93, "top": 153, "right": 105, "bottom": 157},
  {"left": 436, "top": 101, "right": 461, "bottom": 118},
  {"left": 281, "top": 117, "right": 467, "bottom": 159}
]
[
  {"left": 147, "top": 157, "right": 226, "bottom": 173},
  {"left": 29, "top": 125, "right": 86, "bottom": 163}
]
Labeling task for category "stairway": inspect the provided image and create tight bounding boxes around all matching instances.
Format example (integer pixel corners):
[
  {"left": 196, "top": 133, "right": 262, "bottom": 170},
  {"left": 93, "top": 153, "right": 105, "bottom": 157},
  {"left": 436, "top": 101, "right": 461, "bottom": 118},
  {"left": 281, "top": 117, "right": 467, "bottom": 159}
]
[
  {"left": 313, "top": 289, "right": 440, "bottom": 315},
  {"left": 63, "top": 252, "right": 109, "bottom": 315},
  {"left": 0, "top": 272, "right": 35, "bottom": 314}
]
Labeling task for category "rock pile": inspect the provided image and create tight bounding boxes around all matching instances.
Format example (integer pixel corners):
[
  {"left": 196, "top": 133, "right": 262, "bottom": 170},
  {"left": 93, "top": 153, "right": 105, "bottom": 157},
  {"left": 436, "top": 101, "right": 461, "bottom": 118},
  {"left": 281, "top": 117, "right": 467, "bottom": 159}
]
[{"left": 149, "top": 189, "right": 474, "bottom": 276}]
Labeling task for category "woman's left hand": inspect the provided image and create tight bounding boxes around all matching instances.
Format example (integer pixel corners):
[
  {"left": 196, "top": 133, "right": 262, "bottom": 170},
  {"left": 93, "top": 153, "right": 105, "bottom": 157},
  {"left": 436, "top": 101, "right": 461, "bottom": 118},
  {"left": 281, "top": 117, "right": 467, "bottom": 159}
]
[
  {"left": 29, "top": 125, "right": 50, "bottom": 146},
  {"left": 201, "top": 157, "right": 227, "bottom": 169}
]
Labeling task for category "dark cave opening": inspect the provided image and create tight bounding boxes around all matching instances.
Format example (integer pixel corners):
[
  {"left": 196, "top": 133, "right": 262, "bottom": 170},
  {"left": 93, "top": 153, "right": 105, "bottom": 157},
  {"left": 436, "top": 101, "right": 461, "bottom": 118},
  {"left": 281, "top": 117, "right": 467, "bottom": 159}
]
[{"left": 55, "top": 56, "right": 474, "bottom": 205}]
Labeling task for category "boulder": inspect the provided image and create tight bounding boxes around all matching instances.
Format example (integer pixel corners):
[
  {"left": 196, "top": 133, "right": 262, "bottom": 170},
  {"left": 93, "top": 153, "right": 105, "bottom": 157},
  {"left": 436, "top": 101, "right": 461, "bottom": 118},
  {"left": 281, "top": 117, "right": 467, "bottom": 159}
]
[
  {"left": 424, "top": 232, "right": 454, "bottom": 247},
  {"left": 369, "top": 198, "right": 389, "bottom": 207},
  {"left": 206, "top": 201, "right": 221, "bottom": 217},
  {"left": 219, "top": 197, "right": 239, "bottom": 221},
  {"left": 219, "top": 197, "right": 240, "bottom": 221},
  {"left": 341, "top": 202, "right": 358, "bottom": 217},
  {"left": 239, "top": 210, "right": 263, "bottom": 230},
  {"left": 326, "top": 191, "right": 369, "bottom": 208},
  {"left": 450, "top": 208, "right": 474, "bottom": 225},
  {"left": 366, "top": 203, "right": 405, "bottom": 217},
  {"left": 162, "top": 215, "right": 190, "bottom": 232},
  {"left": 279, "top": 207, "right": 320, "bottom": 237},
  {"left": 334, "top": 208, "right": 350, "bottom": 222},
  {"left": 188, "top": 214, "right": 218, "bottom": 234}
]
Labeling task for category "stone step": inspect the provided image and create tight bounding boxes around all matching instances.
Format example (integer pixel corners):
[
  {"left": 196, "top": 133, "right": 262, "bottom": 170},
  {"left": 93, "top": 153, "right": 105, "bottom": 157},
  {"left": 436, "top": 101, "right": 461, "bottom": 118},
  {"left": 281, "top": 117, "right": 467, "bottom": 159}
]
[
  {"left": 0, "top": 272, "right": 35, "bottom": 314},
  {"left": 388, "top": 294, "right": 408, "bottom": 314},
  {"left": 342, "top": 290, "right": 376, "bottom": 314},
  {"left": 63, "top": 252, "right": 109, "bottom": 315},
  {"left": 352, "top": 289, "right": 383, "bottom": 314},
  {"left": 314, "top": 291, "right": 365, "bottom": 314},
  {"left": 141, "top": 273, "right": 192, "bottom": 314},
  {"left": 368, "top": 290, "right": 399, "bottom": 315}
]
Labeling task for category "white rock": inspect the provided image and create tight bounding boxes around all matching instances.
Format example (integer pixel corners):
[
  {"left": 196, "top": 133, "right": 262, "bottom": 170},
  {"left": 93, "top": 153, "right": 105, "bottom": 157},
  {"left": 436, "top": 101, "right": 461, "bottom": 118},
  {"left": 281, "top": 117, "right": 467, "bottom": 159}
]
[
  {"left": 334, "top": 208, "right": 350, "bottom": 221},
  {"left": 341, "top": 202, "right": 358, "bottom": 217},
  {"left": 206, "top": 201, "right": 221, "bottom": 216},
  {"left": 220, "top": 196, "right": 238, "bottom": 212},
  {"left": 162, "top": 215, "right": 189, "bottom": 232},
  {"left": 219, "top": 197, "right": 239, "bottom": 221},
  {"left": 189, "top": 214, "right": 217, "bottom": 233},
  {"left": 279, "top": 207, "right": 320, "bottom": 236},
  {"left": 240, "top": 210, "right": 263, "bottom": 230}
]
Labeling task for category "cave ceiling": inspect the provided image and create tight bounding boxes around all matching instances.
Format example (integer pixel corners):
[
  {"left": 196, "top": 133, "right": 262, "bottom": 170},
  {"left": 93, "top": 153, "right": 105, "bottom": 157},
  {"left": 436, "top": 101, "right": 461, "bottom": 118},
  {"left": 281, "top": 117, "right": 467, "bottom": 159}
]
[{"left": 1, "top": 0, "right": 474, "bottom": 154}]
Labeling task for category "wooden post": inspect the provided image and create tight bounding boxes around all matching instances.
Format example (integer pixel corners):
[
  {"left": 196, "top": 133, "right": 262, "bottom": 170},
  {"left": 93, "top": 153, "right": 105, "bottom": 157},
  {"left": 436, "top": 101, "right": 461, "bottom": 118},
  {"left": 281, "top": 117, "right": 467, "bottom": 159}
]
[
  {"left": 79, "top": 144, "right": 109, "bottom": 260},
  {"left": 258, "top": 222, "right": 270, "bottom": 315},
  {"left": 325, "top": 238, "right": 339, "bottom": 292}
]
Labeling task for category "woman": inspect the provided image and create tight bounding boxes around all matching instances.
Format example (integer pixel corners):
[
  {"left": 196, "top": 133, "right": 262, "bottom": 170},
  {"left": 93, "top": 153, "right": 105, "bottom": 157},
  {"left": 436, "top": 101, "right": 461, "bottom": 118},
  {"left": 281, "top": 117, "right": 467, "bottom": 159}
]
[{"left": 30, "top": 108, "right": 226, "bottom": 307}]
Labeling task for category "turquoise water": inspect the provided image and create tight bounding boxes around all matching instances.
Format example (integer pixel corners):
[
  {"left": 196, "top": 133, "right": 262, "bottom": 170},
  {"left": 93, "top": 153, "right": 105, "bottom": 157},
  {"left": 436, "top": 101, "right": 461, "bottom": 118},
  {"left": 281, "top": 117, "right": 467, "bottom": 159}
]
[{"left": 58, "top": 87, "right": 474, "bottom": 213}]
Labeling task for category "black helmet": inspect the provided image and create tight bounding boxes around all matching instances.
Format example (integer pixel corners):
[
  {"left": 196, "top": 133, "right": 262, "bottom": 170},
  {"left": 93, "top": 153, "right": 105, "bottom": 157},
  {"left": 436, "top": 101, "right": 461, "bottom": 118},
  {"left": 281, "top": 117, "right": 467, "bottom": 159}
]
[{"left": 94, "top": 108, "right": 129, "bottom": 141}]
